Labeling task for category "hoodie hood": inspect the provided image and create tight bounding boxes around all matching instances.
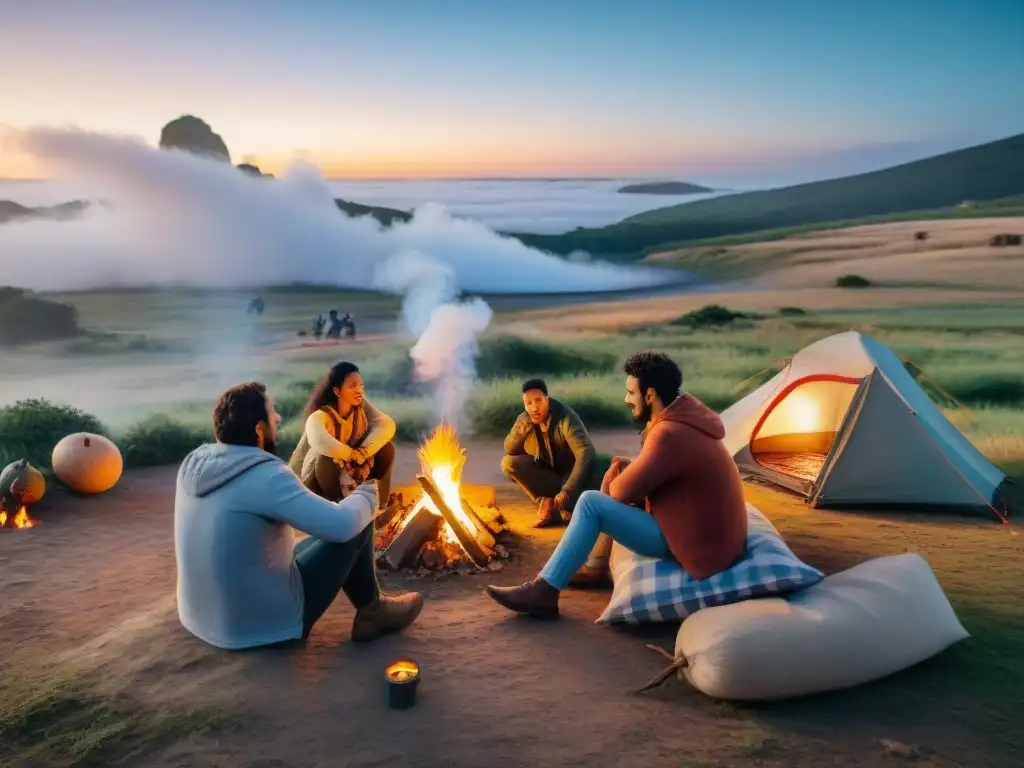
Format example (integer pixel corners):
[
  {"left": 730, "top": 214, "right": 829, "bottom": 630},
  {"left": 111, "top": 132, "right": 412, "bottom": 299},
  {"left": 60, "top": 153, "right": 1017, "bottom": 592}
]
[
  {"left": 653, "top": 394, "right": 725, "bottom": 439},
  {"left": 177, "top": 442, "right": 280, "bottom": 498}
]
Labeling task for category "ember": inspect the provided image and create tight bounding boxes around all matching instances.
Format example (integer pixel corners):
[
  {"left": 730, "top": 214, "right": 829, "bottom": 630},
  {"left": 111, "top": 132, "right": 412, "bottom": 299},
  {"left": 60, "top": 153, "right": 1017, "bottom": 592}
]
[{"left": 375, "top": 424, "right": 509, "bottom": 573}]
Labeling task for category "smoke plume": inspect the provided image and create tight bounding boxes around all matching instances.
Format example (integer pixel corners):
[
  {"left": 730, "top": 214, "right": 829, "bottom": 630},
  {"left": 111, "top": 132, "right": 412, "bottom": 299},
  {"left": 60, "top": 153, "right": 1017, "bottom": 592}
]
[{"left": 2, "top": 127, "right": 672, "bottom": 427}]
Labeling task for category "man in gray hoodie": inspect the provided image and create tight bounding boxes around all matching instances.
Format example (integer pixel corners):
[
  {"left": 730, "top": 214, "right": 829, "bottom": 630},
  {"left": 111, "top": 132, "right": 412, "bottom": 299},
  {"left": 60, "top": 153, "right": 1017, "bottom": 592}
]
[{"left": 174, "top": 381, "right": 423, "bottom": 650}]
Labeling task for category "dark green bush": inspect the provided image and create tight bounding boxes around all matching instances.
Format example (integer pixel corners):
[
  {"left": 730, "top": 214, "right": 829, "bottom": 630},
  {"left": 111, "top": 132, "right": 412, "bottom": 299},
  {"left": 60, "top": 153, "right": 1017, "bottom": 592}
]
[
  {"left": 0, "top": 399, "right": 107, "bottom": 473},
  {"left": 669, "top": 304, "right": 751, "bottom": 328},
  {"left": 778, "top": 306, "right": 807, "bottom": 317},
  {"left": 835, "top": 274, "right": 872, "bottom": 288},
  {"left": 475, "top": 336, "right": 617, "bottom": 379},
  {"left": 119, "top": 416, "right": 211, "bottom": 468}
]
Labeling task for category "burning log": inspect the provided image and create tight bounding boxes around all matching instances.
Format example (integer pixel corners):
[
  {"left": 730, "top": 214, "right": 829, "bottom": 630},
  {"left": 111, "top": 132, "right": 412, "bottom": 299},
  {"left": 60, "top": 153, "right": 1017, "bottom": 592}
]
[
  {"left": 417, "top": 474, "right": 494, "bottom": 567},
  {"left": 379, "top": 504, "right": 441, "bottom": 570},
  {"left": 460, "top": 496, "right": 496, "bottom": 550}
]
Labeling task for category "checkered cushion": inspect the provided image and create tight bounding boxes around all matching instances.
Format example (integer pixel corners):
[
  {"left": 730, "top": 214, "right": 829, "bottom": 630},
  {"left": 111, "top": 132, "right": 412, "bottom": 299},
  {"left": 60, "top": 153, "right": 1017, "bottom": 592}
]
[{"left": 597, "top": 504, "right": 823, "bottom": 625}]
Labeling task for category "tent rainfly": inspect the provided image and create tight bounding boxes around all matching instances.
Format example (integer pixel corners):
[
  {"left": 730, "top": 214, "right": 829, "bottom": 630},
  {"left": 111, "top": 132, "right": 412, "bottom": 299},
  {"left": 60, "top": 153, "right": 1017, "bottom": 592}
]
[{"left": 720, "top": 331, "right": 1020, "bottom": 520}]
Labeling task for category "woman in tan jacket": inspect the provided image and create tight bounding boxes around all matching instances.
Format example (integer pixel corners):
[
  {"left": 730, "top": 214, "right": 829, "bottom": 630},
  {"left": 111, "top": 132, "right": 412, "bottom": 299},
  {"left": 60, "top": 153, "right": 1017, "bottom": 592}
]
[{"left": 288, "top": 361, "right": 397, "bottom": 507}]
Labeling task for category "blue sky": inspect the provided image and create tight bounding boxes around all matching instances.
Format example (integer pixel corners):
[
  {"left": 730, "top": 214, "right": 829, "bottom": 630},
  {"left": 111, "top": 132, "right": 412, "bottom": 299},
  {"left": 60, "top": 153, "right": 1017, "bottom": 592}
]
[{"left": 1, "top": 0, "right": 1022, "bottom": 178}]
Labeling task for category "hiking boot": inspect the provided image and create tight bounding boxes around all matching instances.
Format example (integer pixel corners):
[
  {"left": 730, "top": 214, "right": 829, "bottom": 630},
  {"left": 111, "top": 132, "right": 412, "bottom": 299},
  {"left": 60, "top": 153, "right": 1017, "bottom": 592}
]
[
  {"left": 351, "top": 592, "right": 424, "bottom": 642},
  {"left": 485, "top": 578, "right": 560, "bottom": 618},
  {"left": 534, "top": 498, "right": 557, "bottom": 528},
  {"left": 568, "top": 564, "right": 611, "bottom": 589}
]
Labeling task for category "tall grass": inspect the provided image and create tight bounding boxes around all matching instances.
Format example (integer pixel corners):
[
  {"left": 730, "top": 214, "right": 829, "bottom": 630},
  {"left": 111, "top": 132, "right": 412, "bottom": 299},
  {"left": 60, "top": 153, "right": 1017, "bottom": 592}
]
[{"left": 3, "top": 311, "right": 1023, "bottom": 477}]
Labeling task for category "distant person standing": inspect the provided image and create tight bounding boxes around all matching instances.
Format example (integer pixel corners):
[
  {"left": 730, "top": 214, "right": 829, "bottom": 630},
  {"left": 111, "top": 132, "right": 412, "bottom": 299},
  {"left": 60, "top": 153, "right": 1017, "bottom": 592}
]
[
  {"left": 247, "top": 294, "right": 265, "bottom": 315},
  {"left": 312, "top": 314, "right": 326, "bottom": 340},
  {"left": 326, "top": 309, "right": 344, "bottom": 339},
  {"left": 501, "top": 378, "right": 599, "bottom": 528}
]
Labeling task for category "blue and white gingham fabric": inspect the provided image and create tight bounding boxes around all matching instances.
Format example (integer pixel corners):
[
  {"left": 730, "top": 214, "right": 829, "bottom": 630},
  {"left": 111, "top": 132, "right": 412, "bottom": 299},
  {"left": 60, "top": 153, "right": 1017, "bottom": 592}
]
[{"left": 597, "top": 504, "right": 823, "bottom": 625}]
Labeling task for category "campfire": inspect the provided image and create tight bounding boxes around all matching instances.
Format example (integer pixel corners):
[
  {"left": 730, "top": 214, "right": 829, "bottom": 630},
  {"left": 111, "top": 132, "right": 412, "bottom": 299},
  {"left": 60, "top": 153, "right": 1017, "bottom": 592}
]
[
  {"left": 0, "top": 458, "right": 42, "bottom": 530},
  {"left": 375, "top": 424, "right": 508, "bottom": 573},
  {"left": 0, "top": 503, "right": 35, "bottom": 529}
]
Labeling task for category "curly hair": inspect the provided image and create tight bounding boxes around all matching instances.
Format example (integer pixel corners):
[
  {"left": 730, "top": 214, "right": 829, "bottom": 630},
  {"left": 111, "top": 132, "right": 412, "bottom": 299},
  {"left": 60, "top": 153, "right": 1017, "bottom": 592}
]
[
  {"left": 304, "top": 361, "right": 360, "bottom": 418},
  {"left": 623, "top": 351, "right": 682, "bottom": 405},
  {"left": 213, "top": 381, "right": 269, "bottom": 447}
]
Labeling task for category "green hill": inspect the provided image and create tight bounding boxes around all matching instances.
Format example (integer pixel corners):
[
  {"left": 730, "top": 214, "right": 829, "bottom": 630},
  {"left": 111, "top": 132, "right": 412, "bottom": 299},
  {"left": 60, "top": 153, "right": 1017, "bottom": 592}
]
[{"left": 512, "top": 131, "right": 1024, "bottom": 259}]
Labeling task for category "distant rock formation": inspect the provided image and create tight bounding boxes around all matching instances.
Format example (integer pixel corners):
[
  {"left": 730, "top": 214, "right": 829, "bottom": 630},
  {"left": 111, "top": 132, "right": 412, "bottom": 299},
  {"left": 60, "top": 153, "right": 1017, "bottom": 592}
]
[
  {"left": 618, "top": 181, "right": 714, "bottom": 195},
  {"left": 0, "top": 199, "right": 89, "bottom": 224},
  {"left": 159, "top": 115, "right": 231, "bottom": 162},
  {"left": 334, "top": 199, "right": 411, "bottom": 226},
  {"left": 237, "top": 162, "right": 274, "bottom": 179}
]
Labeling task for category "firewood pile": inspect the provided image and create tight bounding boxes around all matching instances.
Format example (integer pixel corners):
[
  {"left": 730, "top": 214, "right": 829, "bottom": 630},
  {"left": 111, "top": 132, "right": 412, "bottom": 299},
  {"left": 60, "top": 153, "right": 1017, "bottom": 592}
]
[{"left": 374, "top": 485, "right": 510, "bottom": 576}]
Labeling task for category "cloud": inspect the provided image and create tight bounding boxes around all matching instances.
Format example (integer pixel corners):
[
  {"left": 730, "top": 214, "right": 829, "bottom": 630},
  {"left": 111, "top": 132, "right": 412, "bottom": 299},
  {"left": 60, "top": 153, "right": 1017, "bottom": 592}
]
[{"left": 1, "top": 127, "right": 672, "bottom": 294}]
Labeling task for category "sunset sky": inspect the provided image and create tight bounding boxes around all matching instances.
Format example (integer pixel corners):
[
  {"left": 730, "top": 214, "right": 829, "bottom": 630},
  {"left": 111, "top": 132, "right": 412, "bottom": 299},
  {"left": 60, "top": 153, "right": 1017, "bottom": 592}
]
[{"left": 1, "top": 0, "right": 1022, "bottom": 180}]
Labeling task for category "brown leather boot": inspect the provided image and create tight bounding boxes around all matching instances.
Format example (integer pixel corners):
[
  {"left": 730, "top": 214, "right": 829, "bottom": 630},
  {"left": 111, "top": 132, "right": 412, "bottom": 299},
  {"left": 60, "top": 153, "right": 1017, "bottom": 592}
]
[
  {"left": 485, "top": 579, "right": 560, "bottom": 618},
  {"left": 534, "top": 498, "right": 557, "bottom": 528},
  {"left": 568, "top": 564, "right": 611, "bottom": 589},
  {"left": 351, "top": 592, "right": 425, "bottom": 642}
]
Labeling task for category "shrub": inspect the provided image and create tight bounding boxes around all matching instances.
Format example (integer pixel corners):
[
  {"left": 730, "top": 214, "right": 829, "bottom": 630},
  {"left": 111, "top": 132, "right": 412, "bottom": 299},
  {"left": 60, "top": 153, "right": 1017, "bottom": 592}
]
[
  {"left": 835, "top": 274, "right": 872, "bottom": 288},
  {"left": 475, "top": 335, "right": 617, "bottom": 379},
  {"left": 934, "top": 373, "right": 1024, "bottom": 407},
  {"left": 914, "top": 230, "right": 929, "bottom": 241},
  {"left": 989, "top": 233, "right": 1022, "bottom": 246},
  {"left": 273, "top": 390, "right": 310, "bottom": 422},
  {"left": 119, "top": 416, "right": 211, "bottom": 468},
  {"left": 778, "top": 306, "right": 807, "bottom": 317},
  {"left": 669, "top": 304, "right": 751, "bottom": 328},
  {"left": 0, "top": 399, "right": 107, "bottom": 473},
  {"left": 0, "top": 287, "right": 84, "bottom": 347}
]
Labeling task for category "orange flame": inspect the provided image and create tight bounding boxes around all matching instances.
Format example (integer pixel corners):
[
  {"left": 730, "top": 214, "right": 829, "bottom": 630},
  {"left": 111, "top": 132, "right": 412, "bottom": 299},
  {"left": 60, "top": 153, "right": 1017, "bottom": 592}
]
[
  {"left": 0, "top": 505, "right": 35, "bottom": 529},
  {"left": 405, "top": 424, "right": 480, "bottom": 546}
]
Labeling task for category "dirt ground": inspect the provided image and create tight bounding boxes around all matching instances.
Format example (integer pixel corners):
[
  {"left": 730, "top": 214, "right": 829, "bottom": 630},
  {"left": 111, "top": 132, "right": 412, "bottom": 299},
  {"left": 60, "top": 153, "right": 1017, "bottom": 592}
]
[{"left": 2, "top": 431, "right": 1020, "bottom": 768}]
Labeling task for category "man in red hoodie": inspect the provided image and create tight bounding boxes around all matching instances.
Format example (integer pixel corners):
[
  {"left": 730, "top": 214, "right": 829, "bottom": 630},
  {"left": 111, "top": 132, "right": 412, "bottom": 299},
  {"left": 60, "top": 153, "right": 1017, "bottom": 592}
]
[{"left": 486, "top": 351, "right": 748, "bottom": 618}]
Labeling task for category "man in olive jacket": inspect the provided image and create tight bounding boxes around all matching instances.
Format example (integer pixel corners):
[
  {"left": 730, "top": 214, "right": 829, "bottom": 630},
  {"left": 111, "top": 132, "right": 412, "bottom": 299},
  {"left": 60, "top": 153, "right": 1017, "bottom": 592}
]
[{"left": 501, "top": 378, "right": 598, "bottom": 527}]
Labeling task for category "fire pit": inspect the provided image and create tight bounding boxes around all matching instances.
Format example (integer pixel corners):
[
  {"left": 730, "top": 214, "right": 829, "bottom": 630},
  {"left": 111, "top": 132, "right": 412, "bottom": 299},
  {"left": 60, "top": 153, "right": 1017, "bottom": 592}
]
[{"left": 374, "top": 424, "right": 510, "bottom": 574}]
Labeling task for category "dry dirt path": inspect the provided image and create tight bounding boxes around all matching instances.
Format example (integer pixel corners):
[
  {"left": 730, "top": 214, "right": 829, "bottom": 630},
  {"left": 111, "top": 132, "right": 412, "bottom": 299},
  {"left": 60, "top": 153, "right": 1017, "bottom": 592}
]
[{"left": 1, "top": 432, "right": 1017, "bottom": 767}]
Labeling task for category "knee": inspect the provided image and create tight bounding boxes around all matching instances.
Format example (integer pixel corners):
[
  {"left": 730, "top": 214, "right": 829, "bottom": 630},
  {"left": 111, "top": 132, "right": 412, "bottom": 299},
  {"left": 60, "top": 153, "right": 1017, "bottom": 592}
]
[
  {"left": 575, "top": 489, "right": 604, "bottom": 518},
  {"left": 500, "top": 454, "right": 523, "bottom": 477},
  {"left": 375, "top": 441, "right": 395, "bottom": 468}
]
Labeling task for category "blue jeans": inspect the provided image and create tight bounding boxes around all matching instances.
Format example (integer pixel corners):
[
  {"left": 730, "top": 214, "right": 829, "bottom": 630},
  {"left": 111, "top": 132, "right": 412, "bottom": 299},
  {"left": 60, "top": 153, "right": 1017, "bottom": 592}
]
[{"left": 539, "top": 490, "right": 672, "bottom": 589}]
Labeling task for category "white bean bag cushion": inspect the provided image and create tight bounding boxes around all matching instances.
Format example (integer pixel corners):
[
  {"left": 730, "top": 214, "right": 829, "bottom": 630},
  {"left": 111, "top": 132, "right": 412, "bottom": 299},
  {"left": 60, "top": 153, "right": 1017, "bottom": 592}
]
[
  {"left": 674, "top": 553, "right": 969, "bottom": 701},
  {"left": 599, "top": 504, "right": 823, "bottom": 624}
]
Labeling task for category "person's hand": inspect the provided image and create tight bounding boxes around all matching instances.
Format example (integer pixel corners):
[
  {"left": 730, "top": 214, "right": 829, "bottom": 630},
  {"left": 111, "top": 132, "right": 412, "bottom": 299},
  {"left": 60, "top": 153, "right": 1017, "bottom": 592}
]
[
  {"left": 601, "top": 457, "right": 631, "bottom": 493},
  {"left": 552, "top": 491, "right": 569, "bottom": 512},
  {"left": 348, "top": 461, "right": 371, "bottom": 485},
  {"left": 350, "top": 448, "right": 368, "bottom": 465},
  {"left": 516, "top": 416, "right": 532, "bottom": 435}
]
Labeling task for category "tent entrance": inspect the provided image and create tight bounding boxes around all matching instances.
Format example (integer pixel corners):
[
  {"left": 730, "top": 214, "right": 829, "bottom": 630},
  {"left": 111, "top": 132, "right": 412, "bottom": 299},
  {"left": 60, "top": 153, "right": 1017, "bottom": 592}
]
[{"left": 742, "top": 375, "right": 861, "bottom": 493}]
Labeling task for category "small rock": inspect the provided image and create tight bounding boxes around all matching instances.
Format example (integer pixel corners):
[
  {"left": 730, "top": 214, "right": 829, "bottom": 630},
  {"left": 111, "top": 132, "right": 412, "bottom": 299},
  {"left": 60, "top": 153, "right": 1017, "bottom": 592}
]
[
  {"left": 487, "top": 560, "right": 504, "bottom": 572},
  {"left": 494, "top": 544, "right": 509, "bottom": 559},
  {"left": 878, "top": 739, "right": 922, "bottom": 760}
]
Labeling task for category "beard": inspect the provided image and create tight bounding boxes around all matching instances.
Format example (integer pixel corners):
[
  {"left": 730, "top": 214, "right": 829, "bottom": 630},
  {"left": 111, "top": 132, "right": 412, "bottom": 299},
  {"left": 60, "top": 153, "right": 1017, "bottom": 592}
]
[
  {"left": 631, "top": 402, "right": 652, "bottom": 425},
  {"left": 263, "top": 439, "right": 278, "bottom": 456}
]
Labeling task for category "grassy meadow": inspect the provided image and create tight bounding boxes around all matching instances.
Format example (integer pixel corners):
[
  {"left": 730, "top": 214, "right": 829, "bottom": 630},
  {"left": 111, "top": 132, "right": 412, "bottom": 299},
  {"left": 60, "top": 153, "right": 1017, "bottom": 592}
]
[{"left": 3, "top": 292, "right": 1023, "bottom": 483}]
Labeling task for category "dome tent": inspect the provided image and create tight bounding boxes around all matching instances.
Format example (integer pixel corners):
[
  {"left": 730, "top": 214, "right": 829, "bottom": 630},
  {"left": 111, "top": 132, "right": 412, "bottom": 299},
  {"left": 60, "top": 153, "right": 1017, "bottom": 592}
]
[{"left": 720, "top": 331, "right": 1019, "bottom": 520}]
